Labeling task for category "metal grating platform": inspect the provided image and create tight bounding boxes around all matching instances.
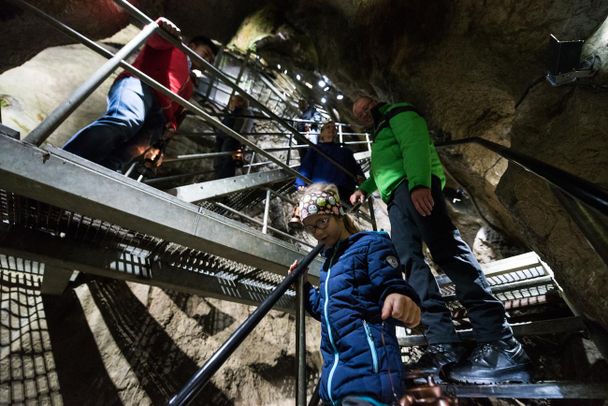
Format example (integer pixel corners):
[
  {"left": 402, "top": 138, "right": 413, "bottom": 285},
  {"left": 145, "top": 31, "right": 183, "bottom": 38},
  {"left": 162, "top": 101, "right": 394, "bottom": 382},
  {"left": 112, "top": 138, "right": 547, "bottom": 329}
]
[
  {"left": 0, "top": 190, "right": 298, "bottom": 310},
  {"left": 436, "top": 252, "right": 564, "bottom": 319},
  {"left": 0, "top": 135, "right": 331, "bottom": 311}
]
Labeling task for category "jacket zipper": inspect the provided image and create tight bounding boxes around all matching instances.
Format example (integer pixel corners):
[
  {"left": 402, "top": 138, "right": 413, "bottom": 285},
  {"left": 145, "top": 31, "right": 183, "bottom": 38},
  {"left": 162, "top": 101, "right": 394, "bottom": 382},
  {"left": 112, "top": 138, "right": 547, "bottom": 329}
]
[
  {"left": 362, "top": 320, "right": 379, "bottom": 373},
  {"left": 324, "top": 242, "right": 342, "bottom": 405}
]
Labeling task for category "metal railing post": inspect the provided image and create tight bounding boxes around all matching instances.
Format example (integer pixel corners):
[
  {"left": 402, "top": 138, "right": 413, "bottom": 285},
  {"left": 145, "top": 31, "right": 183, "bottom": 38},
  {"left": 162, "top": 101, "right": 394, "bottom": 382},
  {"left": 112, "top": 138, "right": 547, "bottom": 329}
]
[
  {"left": 295, "top": 273, "right": 307, "bottom": 406},
  {"left": 247, "top": 152, "right": 256, "bottom": 174},
  {"left": 262, "top": 189, "right": 271, "bottom": 234},
  {"left": 23, "top": 21, "right": 158, "bottom": 146},
  {"left": 338, "top": 123, "right": 343, "bottom": 144},
  {"left": 168, "top": 243, "right": 324, "bottom": 406},
  {"left": 287, "top": 133, "right": 293, "bottom": 166}
]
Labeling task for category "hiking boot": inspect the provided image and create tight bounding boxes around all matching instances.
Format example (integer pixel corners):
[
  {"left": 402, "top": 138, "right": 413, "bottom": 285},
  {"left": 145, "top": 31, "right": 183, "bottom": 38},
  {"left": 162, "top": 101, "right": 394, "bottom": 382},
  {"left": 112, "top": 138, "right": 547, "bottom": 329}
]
[
  {"left": 405, "top": 343, "right": 467, "bottom": 380},
  {"left": 446, "top": 337, "right": 531, "bottom": 384}
]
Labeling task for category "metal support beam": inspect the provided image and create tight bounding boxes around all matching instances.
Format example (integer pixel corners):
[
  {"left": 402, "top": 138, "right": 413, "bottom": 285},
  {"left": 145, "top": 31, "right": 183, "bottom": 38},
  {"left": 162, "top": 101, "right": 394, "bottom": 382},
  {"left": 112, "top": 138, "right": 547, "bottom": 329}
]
[
  {"left": 0, "top": 229, "right": 298, "bottom": 311},
  {"left": 214, "top": 202, "right": 313, "bottom": 248},
  {"left": 0, "top": 136, "right": 321, "bottom": 276},
  {"left": 399, "top": 316, "right": 586, "bottom": 347},
  {"left": 166, "top": 169, "right": 291, "bottom": 203},
  {"left": 41, "top": 265, "right": 74, "bottom": 295}
]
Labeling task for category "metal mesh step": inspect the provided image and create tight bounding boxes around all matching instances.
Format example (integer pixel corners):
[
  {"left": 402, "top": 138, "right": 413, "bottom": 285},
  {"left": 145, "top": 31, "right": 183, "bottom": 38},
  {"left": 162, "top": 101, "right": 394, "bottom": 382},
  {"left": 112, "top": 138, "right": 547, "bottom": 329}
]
[{"left": 0, "top": 189, "right": 296, "bottom": 309}]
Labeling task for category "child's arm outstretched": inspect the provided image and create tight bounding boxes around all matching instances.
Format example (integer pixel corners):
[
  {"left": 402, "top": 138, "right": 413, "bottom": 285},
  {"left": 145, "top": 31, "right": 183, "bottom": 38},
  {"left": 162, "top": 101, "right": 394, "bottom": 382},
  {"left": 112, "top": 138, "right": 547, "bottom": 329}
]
[
  {"left": 367, "top": 238, "right": 421, "bottom": 328},
  {"left": 288, "top": 260, "right": 322, "bottom": 321}
]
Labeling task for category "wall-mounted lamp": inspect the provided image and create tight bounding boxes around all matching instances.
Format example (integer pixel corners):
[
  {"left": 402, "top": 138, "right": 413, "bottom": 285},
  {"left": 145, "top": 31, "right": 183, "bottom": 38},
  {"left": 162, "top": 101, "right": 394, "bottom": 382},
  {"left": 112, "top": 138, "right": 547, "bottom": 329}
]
[{"left": 546, "top": 34, "right": 598, "bottom": 86}]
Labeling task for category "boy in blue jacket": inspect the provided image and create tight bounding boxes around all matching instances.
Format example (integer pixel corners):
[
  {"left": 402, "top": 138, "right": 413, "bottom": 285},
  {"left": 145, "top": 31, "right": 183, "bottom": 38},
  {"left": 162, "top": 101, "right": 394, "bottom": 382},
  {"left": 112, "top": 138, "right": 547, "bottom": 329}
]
[{"left": 290, "top": 183, "right": 421, "bottom": 405}]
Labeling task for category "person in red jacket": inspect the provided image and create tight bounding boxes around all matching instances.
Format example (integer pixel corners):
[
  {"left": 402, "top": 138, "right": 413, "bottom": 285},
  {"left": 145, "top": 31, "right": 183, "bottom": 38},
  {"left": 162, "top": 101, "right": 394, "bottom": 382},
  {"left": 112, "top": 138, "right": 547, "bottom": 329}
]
[{"left": 63, "top": 18, "right": 217, "bottom": 171}]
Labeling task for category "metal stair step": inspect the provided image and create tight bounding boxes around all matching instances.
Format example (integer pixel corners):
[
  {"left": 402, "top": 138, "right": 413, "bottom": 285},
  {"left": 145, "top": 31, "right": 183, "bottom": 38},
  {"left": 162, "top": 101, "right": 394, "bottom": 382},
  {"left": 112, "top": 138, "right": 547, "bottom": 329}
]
[
  {"left": 398, "top": 316, "right": 586, "bottom": 347},
  {"left": 439, "top": 381, "right": 608, "bottom": 400}
]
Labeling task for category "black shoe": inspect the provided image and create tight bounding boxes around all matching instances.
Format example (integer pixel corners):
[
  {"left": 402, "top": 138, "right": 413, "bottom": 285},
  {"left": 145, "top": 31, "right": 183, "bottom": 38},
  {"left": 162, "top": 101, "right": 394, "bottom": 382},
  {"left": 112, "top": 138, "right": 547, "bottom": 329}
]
[
  {"left": 405, "top": 343, "right": 467, "bottom": 379},
  {"left": 288, "top": 216, "right": 303, "bottom": 231},
  {"left": 446, "top": 337, "right": 531, "bottom": 384}
]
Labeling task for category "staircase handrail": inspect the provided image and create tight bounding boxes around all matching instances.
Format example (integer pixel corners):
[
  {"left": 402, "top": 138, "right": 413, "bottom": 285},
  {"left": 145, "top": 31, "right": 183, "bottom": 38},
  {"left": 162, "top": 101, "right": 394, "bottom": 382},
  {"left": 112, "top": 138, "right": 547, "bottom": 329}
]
[
  {"left": 8, "top": 0, "right": 315, "bottom": 186},
  {"left": 168, "top": 243, "right": 324, "bottom": 406},
  {"left": 436, "top": 137, "right": 608, "bottom": 216},
  {"left": 113, "top": 0, "right": 362, "bottom": 184}
]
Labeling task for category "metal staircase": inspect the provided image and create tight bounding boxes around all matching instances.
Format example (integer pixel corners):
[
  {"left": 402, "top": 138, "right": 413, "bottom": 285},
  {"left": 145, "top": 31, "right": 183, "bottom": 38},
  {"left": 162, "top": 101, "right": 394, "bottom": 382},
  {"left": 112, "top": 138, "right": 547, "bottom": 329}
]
[
  {"left": 0, "top": 136, "right": 322, "bottom": 309},
  {"left": 2, "top": 0, "right": 607, "bottom": 404}
]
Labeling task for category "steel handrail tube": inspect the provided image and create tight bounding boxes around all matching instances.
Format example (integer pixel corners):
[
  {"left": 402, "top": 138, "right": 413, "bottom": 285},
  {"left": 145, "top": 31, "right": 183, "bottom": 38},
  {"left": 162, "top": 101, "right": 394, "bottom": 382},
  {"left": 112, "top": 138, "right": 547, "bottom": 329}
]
[
  {"left": 436, "top": 137, "right": 608, "bottom": 216},
  {"left": 11, "top": 0, "right": 310, "bottom": 183},
  {"left": 295, "top": 273, "right": 307, "bottom": 405},
  {"left": 23, "top": 21, "right": 158, "bottom": 146},
  {"left": 162, "top": 151, "right": 234, "bottom": 163},
  {"left": 11, "top": 0, "right": 394, "bottom": 224},
  {"left": 214, "top": 202, "right": 313, "bottom": 248},
  {"left": 113, "top": 0, "right": 360, "bottom": 183},
  {"left": 168, "top": 243, "right": 324, "bottom": 406}
]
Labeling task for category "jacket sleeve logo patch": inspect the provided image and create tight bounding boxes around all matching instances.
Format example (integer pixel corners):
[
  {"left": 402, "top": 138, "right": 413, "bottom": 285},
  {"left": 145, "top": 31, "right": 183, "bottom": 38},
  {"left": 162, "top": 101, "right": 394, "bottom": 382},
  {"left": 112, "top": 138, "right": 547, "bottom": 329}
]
[{"left": 386, "top": 255, "right": 399, "bottom": 268}]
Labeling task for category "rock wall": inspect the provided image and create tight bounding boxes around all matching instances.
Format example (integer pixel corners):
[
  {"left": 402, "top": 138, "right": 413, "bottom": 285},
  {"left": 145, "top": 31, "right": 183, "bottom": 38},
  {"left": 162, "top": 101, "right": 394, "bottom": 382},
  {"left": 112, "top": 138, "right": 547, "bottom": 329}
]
[
  {"left": 1, "top": 1, "right": 608, "bottom": 404},
  {"left": 227, "top": 0, "right": 608, "bottom": 326},
  {"left": 1, "top": 269, "right": 321, "bottom": 405}
]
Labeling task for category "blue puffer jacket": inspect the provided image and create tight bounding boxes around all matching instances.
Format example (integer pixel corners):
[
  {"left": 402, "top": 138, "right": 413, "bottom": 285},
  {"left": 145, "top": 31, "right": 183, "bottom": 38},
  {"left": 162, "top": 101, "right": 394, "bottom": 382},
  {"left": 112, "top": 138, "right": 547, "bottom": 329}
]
[{"left": 304, "top": 231, "right": 420, "bottom": 405}]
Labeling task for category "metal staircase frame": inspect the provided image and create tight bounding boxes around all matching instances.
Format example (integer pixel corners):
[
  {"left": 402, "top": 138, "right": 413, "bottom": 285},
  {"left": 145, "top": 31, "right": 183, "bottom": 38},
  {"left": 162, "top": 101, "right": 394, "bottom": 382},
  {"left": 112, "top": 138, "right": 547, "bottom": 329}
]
[{"left": 2, "top": 0, "right": 608, "bottom": 404}]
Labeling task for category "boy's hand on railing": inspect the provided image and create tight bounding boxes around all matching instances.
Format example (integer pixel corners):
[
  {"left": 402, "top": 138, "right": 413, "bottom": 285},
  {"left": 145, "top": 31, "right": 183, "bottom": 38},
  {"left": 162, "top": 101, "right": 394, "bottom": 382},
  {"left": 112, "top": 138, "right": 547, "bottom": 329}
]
[
  {"left": 381, "top": 293, "right": 421, "bottom": 328},
  {"left": 288, "top": 260, "right": 309, "bottom": 284},
  {"left": 156, "top": 17, "right": 182, "bottom": 40}
]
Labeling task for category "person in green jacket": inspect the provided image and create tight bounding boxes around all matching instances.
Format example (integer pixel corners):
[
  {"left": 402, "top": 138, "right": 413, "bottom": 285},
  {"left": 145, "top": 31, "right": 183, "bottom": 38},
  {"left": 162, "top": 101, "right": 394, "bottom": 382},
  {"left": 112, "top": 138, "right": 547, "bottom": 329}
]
[{"left": 350, "top": 95, "right": 530, "bottom": 384}]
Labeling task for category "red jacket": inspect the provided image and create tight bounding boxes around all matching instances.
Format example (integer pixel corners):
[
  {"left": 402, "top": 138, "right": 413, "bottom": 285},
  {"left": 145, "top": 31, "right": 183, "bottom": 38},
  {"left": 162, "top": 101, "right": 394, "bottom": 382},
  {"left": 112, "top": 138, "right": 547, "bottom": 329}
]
[{"left": 118, "top": 32, "right": 193, "bottom": 130}]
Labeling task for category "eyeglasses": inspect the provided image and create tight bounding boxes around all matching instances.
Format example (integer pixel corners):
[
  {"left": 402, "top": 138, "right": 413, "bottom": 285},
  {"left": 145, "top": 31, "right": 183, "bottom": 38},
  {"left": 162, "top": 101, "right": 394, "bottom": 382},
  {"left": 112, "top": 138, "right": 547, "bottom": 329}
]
[{"left": 303, "top": 216, "right": 332, "bottom": 234}]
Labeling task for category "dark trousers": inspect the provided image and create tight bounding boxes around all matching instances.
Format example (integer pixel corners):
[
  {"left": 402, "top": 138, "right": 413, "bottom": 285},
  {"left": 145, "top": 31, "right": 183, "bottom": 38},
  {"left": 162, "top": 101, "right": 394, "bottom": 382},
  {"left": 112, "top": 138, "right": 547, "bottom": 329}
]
[
  {"left": 214, "top": 134, "right": 240, "bottom": 179},
  {"left": 388, "top": 177, "right": 512, "bottom": 344},
  {"left": 63, "top": 77, "right": 164, "bottom": 171}
]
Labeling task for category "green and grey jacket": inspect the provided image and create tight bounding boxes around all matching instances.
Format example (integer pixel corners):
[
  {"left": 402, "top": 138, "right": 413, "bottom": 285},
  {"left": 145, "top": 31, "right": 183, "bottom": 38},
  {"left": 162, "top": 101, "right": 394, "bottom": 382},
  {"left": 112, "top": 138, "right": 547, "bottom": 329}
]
[{"left": 358, "top": 102, "right": 446, "bottom": 203}]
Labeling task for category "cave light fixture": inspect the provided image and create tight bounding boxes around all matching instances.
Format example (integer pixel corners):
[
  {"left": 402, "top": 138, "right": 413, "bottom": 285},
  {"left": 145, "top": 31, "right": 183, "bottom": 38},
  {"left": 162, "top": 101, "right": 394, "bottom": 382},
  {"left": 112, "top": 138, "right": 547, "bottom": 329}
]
[
  {"left": 317, "top": 79, "right": 326, "bottom": 87},
  {"left": 305, "top": 82, "right": 313, "bottom": 89},
  {"left": 546, "top": 34, "right": 598, "bottom": 86},
  {"left": 323, "top": 86, "right": 330, "bottom": 92},
  {"left": 296, "top": 74, "right": 302, "bottom": 81},
  {"left": 277, "top": 64, "right": 282, "bottom": 70},
  {"left": 337, "top": 94, "right": 344, "bottom": 100},
  {"left": 283, "top": 69, "right": 288, "bottom": 74},
  {"left": 321, "top": 97, "right": 327, "bottom": 104}
]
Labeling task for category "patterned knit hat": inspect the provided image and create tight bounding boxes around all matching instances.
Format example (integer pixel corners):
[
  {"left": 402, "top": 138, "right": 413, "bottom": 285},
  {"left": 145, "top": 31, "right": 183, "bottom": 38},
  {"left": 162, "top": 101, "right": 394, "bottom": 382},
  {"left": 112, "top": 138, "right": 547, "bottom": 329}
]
[{"left": 298, "top": 189, "right": 344, "bottom": 221}]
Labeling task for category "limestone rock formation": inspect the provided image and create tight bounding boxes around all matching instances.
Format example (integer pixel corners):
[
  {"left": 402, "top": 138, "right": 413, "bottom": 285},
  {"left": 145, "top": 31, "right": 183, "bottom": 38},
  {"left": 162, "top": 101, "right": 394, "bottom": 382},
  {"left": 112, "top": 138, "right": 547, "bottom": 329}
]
[{"left": 1, "top": 1, "right": 608, "bottom": 405}]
